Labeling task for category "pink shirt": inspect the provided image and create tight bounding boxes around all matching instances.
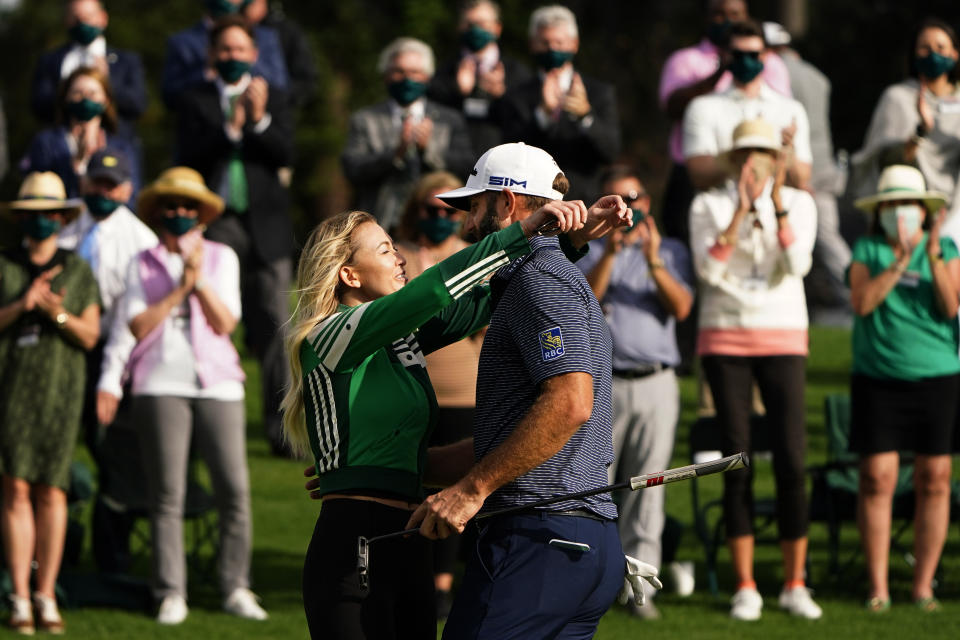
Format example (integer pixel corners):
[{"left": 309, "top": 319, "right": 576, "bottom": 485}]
[{"left": 658, "top": 39, "right": 792, "bottom": 163}]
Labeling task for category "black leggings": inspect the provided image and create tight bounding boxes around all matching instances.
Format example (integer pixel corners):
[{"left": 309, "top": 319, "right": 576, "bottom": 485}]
[
  {"left": 302, "top": 499, "right": 435, "bottom": 640},
  {"left": 702, "top": 355, "right": 809, "bottom": 540}
]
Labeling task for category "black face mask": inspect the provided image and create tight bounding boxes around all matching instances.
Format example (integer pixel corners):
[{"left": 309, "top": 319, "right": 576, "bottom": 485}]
[{"left": 707, "top": 19, "right": 732, "bottom": 46}]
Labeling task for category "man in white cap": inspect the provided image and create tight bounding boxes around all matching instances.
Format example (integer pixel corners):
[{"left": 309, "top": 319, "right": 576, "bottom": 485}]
[{"left": 406, "top": 142, "right": 661, "bottom": 638}]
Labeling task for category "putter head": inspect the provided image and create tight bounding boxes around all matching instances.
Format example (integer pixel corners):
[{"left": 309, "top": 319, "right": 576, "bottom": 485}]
[{"left": 357, "top": 536, "right": 370, "bottom": 591}]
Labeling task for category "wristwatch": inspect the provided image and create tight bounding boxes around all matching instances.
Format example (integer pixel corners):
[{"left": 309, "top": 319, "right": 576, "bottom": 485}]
[
  {"left": 55, "top": 311, "right": 69, "bottom": 328},
  {"left": 775, "top": 210, "right": 789, "bottom": 219},
  {"left": 649, "top": 257, "right": 666, "bottom": 270}
]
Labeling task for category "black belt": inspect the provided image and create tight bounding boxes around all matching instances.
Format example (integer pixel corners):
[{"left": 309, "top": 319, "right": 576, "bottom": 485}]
[
  {"left": 613, "top": 363, "right": 670, "bottom": 380},
  {"left": 507, "top": 508, "right": 611, "bottom": 522}
]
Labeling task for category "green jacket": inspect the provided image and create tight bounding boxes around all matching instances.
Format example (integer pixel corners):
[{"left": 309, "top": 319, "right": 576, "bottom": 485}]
[{"left": 299, "top": 222, "right": 531, "bottom": 501}]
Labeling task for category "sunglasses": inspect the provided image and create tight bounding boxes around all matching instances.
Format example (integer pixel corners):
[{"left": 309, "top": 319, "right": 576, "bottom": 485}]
[
  {"left": 161, "top": 199, "right": 199, "bottom": 212},
  {"left": 731, "top": 49, "right": 761, "bottom": 59},
  {"left": 423, "top": 204, "right": 458, "bottom": 217}
]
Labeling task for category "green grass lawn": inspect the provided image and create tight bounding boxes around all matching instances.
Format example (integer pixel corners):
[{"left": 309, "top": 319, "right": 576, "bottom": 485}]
[{"left": 43, "top": 327, "right": 960, "bottom": 638}]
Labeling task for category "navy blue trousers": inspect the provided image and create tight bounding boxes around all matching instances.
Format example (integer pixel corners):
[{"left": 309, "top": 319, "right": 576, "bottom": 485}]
[{"left": 442, "top": 512, "right": 624, "bottom": 640}]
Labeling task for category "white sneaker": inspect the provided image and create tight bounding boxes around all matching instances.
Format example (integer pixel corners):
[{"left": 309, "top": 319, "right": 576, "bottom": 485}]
[
  {"left": 778, "top": 586, "right": 823, "bottom": 619},
  {"left": 667, "top": 561, "right": 696, "bottom": 597},
  {"left": 7, "top": 594, "right": 35, "bottom": 635},
  {"left": 156, "top": 594, "right": 188, "bottom": 625},
  {"left": 223, "top": 588, "right": 268, "bottom": 621},
  {"left": 730, "top": 587, "right": 763, "bottom": 621}
]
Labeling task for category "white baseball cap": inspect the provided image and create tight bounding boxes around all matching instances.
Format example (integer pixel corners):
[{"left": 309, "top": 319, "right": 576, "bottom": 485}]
[{"left": 437, "top": 142, "right": 565, "bottom": 211}]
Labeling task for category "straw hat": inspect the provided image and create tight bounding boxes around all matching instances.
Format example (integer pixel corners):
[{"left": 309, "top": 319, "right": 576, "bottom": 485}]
[
  {"left": 3, "top": 172, "right": 83, "bottom": 222},
  {"left": 718, "top": 118, "right": 781, "bottom": 175},
  {"left": 137, "top": 166, "right": 225, "bottom": 227},
  {"left": 853, "top": 165, "right": 948, "bottom": 214}
]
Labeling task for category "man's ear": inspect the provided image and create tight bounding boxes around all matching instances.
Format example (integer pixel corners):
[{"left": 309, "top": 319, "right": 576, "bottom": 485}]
[
  {"left": 339, "top": 265, "right": 361, "bottom": 290},
  {"left": 499, "top": 188, "right": 518, "bottom": 222}
]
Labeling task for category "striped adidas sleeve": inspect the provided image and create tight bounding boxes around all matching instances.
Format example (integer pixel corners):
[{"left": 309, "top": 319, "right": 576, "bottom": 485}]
[{"left": 307, "top": 222, "right": 530, "bottom": 372}]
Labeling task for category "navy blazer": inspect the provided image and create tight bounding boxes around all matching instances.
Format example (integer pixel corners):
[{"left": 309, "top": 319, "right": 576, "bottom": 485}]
[
  {"left": 31, "top": 43, "right": 147, "bottom": 128},
  {"left": 176, "top": 82, "right": 295, "bottom": 262},
  {"left": 20, "top": 127, "right": 142, "bottom": 206},
  {"left": 162, "top": 21, "right": 289, "bottom": 109}
]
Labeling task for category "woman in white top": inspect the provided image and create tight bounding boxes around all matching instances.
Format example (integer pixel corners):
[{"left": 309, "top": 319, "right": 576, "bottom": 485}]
[{"left": 123, "top": 167, "right": 266, "bottom": 625}]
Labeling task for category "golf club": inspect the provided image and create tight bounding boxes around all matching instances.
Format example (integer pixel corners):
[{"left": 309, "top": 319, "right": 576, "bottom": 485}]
[{"left": 356, "top": 451, "right": 748, "bottom": 590}]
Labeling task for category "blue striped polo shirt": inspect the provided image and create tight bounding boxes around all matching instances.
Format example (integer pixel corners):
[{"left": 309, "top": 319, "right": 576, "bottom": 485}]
[{"left": 474, "top": 235, "right": 617, "bottom": 520}]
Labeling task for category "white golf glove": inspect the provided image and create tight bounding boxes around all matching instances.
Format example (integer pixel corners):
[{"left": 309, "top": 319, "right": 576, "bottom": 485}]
[{"left": 617, "top": 555, "right": 663, "bottom": 607}]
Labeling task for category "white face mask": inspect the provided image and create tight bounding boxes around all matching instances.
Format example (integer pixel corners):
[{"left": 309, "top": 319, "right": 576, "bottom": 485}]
[{"left": 878, "top": 204, "right": 923, "bottom": 240}]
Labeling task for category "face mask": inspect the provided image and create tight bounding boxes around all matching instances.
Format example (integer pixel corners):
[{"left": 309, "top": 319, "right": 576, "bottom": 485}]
[
  {"left": 216, "top": 59, "right": 252, "bottom": 84},
  {"left": 915, "top": 51, "right": 957, "bottom": 79},
  {"left": 387, "top": 78, "right": 427, "bottom": 106},
  {"left": 535, "top": 49, "right": 574, "bottom": 71},
  {"left": 417, "top": 217, "right": 461, "bottom": 244},
  {"left": 707, "top": 20, "right": 731, "bottom": 46},
  {"left": 20, "top": 215, "right": 62, "bottom": 241},
  {"left": 162, "top": 214, "right": 198, "bottom": 236},
  {"left": 205, "top": 0, "right": 246, "bottom": 18},
  {"left": 461, "top": 25, "right": 497, "bottom": 52},
  {"left": 68, "top": 22, "right": 102, "bottom": 46},
  {"left": 879, "top": 204, "right": 923, "bottom": 240},
  {"left": 66, "top": 98, "right": 106, "bottom": 122},
  {"left": 84, "top": 194, "right": 121, "bottom": 219},
  {"left": 729, "top": 52, "right": 765, "bottom": 84}
]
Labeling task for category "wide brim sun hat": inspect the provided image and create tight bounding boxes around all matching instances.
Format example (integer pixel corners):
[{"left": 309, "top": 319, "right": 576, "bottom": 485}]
[
  {"left": 137, "top": 166, "right": 225, "bottom": 227},
  {"left": 3, "top": 171, "right": 84, "bottom": 222},
  {"left": 854, "top": 164, "right": 948, "bottom": 214}
]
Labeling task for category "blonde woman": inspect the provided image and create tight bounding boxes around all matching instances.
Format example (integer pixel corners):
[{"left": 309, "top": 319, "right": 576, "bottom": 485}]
[{"left": 284, "top": 201, "right": 590, "bottom": 638}]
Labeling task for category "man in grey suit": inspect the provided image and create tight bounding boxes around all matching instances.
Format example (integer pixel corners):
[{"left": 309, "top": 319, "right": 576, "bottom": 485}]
[{"left": 342, "top": 37, "right": 474, "bottom": 232}]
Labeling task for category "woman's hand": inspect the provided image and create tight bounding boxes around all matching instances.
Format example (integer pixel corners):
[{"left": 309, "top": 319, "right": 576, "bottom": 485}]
[
  {"left": 736, "top": 155, "right": 756, "bottom": 215},
  {"left": 771, "top": 151, "right": 788, "bottom": 212},
  {"left": 917, "top": 89, "right": 936, "bottom": 135},
  {"left": 21, "top": 265, "right": 63, "bottom": 313},
  {"left": 181, "top": 243, "right": 204, "bottom": 292},
  {"left": 927, "top": 207, "right": 946, "bottom": 257},
  {"left": 520, "top": 199, "right": 588, "bottom": 237}
]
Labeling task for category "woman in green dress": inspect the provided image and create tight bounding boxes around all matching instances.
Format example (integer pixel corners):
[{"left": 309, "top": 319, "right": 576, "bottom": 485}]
[{"left": 0, "top": 172, "right": 100, "bottom": 635}]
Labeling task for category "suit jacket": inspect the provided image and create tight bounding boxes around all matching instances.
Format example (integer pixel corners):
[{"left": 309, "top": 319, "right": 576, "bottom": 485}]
[
  {"left": 341, "top": 99, "right": 474, "bottom": 232},
  {"left": 263, "top": 11, "right": 318, "bottom": 110},
  {"left": 429, "top": 53, "right": 533, "bottom": 153},
  {"left": 498, "top": 72, "right": 620, "bottom": 201},
  {"left": 176, "top": 81, "right": 294, "bottom": 263},
  {"left": 19, "top": 126, "right": 141, "bottom": 204},
  {"left": 31, "top": 43, "right": 147, "bottom": 130},
  {"left": 162, "top": 21, "right": 289, "bottom": 109}
]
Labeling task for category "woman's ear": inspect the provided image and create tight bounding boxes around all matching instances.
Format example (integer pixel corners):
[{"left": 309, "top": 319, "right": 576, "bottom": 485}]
[{"left": 339, "top": 264, "right": 361, "bottom": 290}]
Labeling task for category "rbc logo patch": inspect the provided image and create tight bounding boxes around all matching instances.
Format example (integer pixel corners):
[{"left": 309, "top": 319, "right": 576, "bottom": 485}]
[{"left": 538, "top": 327, "right": 564, "bottom": 361}]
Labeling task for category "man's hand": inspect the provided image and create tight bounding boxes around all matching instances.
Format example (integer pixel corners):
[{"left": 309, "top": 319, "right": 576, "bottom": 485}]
[
  {"left": 477, "top": 62, "right": 506, "bottom": 97},
  {"left": 563, "top": 73, "right": 591, "bottom": 119},
  {"left": 617, "top": 555, "right": 663, "bottom": 607},
  {"left": 412, "top": 117, "right": 434, "bottom": 151},
  {"left": 541, "top": 69, "right": 563, "bottom": 113},
  {"left": 457, "top": 56, "right": 477, "bottom": 96},
  {"left": 303, "top": 465, "right": 323, "bottom": 500},
  {"left": 639, "top": 215, "right": 661, "bottom": 263},
  {"left": 96, "top": 390, "right": 120, "bottom": 426},
  {"left": 567, "top": 195, "right": 631, "bottom": 248},
  {"left": 521, "top": 199, "right": 588, "bottom": 237},
  {"left": 229, "top": 97, "right": 247, "bottom": 134},
  {"left": 244, "top": 76, "right": 269, "bottom": 123},
  {"left": 405, "top": 477, "right": 487, "bottom": 539},
  {"left": 780, "top": 118, "right": 797, "bottom": 151}
]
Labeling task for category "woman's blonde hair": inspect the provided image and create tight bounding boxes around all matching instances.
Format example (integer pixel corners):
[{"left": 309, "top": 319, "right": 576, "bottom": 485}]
[{"left": 281, "top": 210, "right": 377, "bottom": 458}]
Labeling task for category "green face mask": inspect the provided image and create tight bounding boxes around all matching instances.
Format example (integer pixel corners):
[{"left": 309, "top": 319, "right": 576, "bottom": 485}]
[
  {"left": 84, "top": 194, "right": 122, "bottom": 219},
  {"left": 915, "top": 51, "right": 957, "bottom": 79},
  {"left": 627, "top": 207, "right": 647, "bottom": 230},
  {"left": 387, "top": 78, "right": 427, "bottom": 106},
  {"left": 461, "top": 25, "right": 497, "bottom": 52},
  {"left": 205, "top": 0, "right": 248, "bottom": 18},
  {"left": 66, "top": 98, "right": 106, "bottom": 122},
  {"left": 216, "top": 59, "right": 252, "bottom": 83},
  {"left": 68, "top": 22, "right": 103, "bottom": 46},
  {"left": 417, "top": 217, "right": 461, "bottom": 244},
  {"left": 162, "top": 215, "right": 198, "bottom": 236},
  {"left": 535, "top": 49, "right": 574, "bottom": 71},
  {"left": 707, "top": 20, "right": 731, "bottom": 46},
  {"left": 729, "top": 51, "right": 764, "bottom": 84},
  {"left": 20, "top": 215, "right": 62, "bottom": 241}
]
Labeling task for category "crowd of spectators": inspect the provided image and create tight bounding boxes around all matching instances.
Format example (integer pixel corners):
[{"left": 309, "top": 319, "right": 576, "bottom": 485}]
[{"left": 1, "top": 0, "right": 960, "bottom": 633}]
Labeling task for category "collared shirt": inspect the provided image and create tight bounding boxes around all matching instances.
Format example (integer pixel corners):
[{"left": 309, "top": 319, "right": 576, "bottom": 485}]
[
  {"left": 577, "top": 237, "right": 694, "bottom": 369},
  {"left": 682, "top": 82, "right": 812, "bottom": 164},
  {"left": 388, "top": 96, "right": 427, "bottom": 127},
  {"left": 60, "top": 35, "right": 108, "bottom": 80},
  {"left": 473, "top": 235, "right": 617, "bottom": 519},
  {"left": 58, "top": 206, "right": 158, "bottom": 334},
  {"left": 659, "top": 39, "right": 792, "bottom": 164},
  {"left": 689, "top": 180, "right": 816, "bottom": 355}
]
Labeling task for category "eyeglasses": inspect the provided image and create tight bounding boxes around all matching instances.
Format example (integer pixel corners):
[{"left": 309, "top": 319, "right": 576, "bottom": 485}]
[
  {"left": 161, "top": 199, "right": 199, "bottom": 212},
  {"left": 423, "top": 204, "right": 458, "bottom": 218},
  {"left": 618, "top": 190, "right": 648, "bottom": 202}
]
